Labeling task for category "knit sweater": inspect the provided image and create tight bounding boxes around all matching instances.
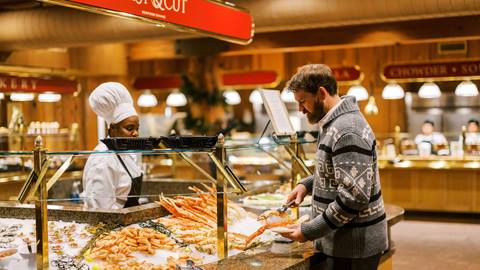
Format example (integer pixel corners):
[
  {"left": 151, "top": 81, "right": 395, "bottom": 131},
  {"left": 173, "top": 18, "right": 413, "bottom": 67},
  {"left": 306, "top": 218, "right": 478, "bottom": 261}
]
[{"left": 300, "top": 95, "right": 388, "bottom": 258}]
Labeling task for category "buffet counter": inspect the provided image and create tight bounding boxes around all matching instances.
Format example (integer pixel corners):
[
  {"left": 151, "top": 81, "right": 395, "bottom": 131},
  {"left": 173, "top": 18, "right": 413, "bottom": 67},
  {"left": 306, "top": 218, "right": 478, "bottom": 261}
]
[{"left": 378, "top": 156, "right": 480, "bottom": 213}]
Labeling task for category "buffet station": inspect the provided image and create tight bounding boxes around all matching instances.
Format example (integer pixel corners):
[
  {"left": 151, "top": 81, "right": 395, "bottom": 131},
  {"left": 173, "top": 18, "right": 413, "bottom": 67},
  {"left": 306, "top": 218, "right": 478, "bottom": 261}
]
[{"left": 0, "top": 132, "right": 403, "bottom": 270}]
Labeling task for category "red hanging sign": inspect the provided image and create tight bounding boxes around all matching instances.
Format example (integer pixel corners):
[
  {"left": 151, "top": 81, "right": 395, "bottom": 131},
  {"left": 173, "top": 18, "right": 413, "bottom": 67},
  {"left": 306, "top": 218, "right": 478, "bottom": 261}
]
[
  {"left": 133, "top": 71, "right": 281, "bottom": 90},
  {"left": 44, "top": 0, "right": 253, "bottom": 44},
  {"left": 0, "top": 74, "right": 77, "bottom": 93},
  {"left": 222, "top": 71, "right": 280, "bottom": 88},
  {"left": 133, "top": 75, "right": 182, "bottom": 90},
  {"left": 382, "top": 60, "right": 480, "bottom": 82},
  {"left": 331, "top": 66, "right": 363, "bottom": 83}
]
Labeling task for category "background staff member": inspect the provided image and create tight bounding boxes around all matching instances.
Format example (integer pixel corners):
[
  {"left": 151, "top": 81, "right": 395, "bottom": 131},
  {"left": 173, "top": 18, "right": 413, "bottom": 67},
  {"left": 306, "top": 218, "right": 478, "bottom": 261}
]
[
  {"left": 466, "top": 118, "right": 480, "bottom": 145},
  {"left": 281, "top": 64, "right": 387, "bottom": 270},
  {"left": 414, "top": 120, "right": 447, "bottom": 146},
  {"left": 83, "top": 82, "right": 143, "bottom": 209}
]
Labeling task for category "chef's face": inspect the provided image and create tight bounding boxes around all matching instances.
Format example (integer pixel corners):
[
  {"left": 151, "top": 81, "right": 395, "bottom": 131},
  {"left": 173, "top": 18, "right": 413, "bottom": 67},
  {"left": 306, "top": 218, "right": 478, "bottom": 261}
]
[
  {"left": 421, "top": 123, "right": 434, "bottom": 135},
  {"left": 467, "top": 122, "right": 479, "bottom": 133},
  {"left": 109, "top": 116, "right": 139, "bottom": 137},
  {"left": 294, "top": 88, "right": 326, "bottom": 124}
]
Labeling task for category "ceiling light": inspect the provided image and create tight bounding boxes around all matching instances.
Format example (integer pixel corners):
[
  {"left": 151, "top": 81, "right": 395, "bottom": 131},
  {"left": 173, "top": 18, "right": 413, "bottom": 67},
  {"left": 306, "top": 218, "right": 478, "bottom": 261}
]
[
  {"left": 223, "top": 88, "right": 241, "bottom": 105},
  {"left": 0, "top": 93, "right": 4, "bottom": 100},
  {"left": 418, "top": 82, "right": 441, "bottom": 99},
  {"left": 137, "top": 90, "right": 158, "bottom": 107},
  {"left": 166, "top": 90, "right": 187, "bottom": 107},
  {"left": 38, "top": 92, "right": 61, "bottom": 102},
  {"left": 455, "top": 80, "right": 479, "bottom": 97},
  {"left": 249, "top": 89, "right": 263, "bottom": 104},
  {"left": 10, "top": 93, "right": 34, "bottom": 102},
  {"left": 382, "top": 83, "right": 405, "bottom": 99},
  {"left": 281, "top": 88, "right": 296, "bottom": 103},
  {"left": 346, "top": 85, "right": 369, "bottom": 101},
  {"left": 364, "top": 96, "right": 379, "bottom": 115}
]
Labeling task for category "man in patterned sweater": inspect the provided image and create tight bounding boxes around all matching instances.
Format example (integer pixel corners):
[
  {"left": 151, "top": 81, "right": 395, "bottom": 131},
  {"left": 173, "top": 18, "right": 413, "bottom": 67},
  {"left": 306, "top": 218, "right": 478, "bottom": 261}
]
[{"left": 280, "top": 64, "right": 388, "bottom": 270}]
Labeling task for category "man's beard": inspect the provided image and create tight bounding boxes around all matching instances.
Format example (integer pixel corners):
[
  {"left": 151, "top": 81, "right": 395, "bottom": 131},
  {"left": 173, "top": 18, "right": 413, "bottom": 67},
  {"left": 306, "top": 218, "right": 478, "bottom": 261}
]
[{"left": 306, "top": 99, "right": 326, "bottom": 124}]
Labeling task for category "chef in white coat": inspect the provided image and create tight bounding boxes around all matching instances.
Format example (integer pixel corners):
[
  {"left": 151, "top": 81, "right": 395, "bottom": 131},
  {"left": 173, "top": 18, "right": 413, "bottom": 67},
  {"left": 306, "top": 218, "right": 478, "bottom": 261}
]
[
  {"left": 466, "top": 119, "right": 480, "bottom": 145},
  {"left": 414, "top": 120, "right": 447, "bottom": 145},
  {"left": 83, "top": 82, "right": 143, "bottom": 209}
]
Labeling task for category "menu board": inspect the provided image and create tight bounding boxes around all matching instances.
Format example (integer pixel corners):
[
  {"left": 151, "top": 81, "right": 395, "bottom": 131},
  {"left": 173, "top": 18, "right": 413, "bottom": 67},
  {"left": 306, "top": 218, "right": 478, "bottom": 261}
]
[{"left": 260, "top": 89, "right": 295, "bottom": 136}]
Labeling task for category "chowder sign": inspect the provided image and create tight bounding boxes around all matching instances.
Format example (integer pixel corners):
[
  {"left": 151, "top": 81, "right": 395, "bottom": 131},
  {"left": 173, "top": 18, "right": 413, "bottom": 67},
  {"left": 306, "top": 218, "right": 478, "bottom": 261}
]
[
  {"left": 43, "top": 0, "right": 253, "bottom": 44},
  {"left": 382, "top": 60, "right": 480, "bottom": 82}
]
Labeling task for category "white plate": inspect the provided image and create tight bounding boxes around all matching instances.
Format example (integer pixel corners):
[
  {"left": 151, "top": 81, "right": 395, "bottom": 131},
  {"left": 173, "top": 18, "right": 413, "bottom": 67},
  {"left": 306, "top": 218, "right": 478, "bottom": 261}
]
[{"left": 270, "top": 227, "right": 295, "bottom": 234}]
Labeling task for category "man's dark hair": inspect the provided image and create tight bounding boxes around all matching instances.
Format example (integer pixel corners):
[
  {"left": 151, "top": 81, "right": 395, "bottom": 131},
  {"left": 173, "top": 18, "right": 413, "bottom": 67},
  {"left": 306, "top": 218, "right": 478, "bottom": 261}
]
[
  {"left": 286, "top": 64, "right": 337, "bottom": 95},
  {"left": 423, "top": 120, "right": 435, "bottom": 126},
  {"left": 468, "top": 118, "right": 479, "bottom": 126}
]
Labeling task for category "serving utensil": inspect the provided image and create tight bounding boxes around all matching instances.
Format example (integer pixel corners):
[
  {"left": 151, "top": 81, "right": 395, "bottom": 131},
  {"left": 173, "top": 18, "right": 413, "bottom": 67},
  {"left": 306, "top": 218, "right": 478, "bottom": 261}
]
[{"left": 276, "top": 200, "right": 297, "bottom": 213}]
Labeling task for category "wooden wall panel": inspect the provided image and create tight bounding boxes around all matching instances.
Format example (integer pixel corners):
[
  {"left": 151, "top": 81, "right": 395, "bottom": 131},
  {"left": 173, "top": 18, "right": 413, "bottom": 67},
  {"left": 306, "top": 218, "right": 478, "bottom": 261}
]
[
  {"left": 476, "top": 173, "right": 480, "bottom": 212},
  {"left": 416, "top": 171, "right": 447, "bottom": 211},
  {"left": 379, "top": 171, "right": 392, "bottom": 203},
  {"left": 384, "top": 169, "right": 416, "bottom": 209},
  {"left": 445, "top": 171, "right": 476, "bottom": 212}
]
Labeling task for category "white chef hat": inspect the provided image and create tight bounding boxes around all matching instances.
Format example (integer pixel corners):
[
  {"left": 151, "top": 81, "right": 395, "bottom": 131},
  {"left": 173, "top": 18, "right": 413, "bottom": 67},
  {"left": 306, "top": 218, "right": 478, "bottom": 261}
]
[{"left": 89, "top": 82, "right": 138, "bottom": 126}]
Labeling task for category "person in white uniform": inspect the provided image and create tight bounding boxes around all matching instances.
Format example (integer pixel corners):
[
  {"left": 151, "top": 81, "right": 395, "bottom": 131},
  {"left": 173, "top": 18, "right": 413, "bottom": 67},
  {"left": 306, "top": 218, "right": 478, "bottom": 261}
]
[
  {"left": 414, "top": 120, "right": 447, "bottom": 146},
  {"left": 83, "top": 82, "right": 143, "bottom": 209},
  {"left": 466, "top": 119, "right": 480, "bottom": 145}
]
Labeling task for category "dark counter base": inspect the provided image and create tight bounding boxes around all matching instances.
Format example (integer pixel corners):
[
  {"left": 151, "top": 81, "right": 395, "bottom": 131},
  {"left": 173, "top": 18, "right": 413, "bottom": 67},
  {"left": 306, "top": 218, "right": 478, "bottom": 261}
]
[{"left": 203, "top": 242, "right": 394, "bottom": 270}]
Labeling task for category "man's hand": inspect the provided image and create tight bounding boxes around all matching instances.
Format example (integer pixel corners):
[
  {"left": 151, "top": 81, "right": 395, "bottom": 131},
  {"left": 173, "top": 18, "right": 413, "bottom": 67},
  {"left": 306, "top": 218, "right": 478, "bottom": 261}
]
[
  {"left": 279, "top": 224, "right": 307, "bottom": 243},
  {"left": 285, "top": 184, "right": 308, "bottom": 206}
]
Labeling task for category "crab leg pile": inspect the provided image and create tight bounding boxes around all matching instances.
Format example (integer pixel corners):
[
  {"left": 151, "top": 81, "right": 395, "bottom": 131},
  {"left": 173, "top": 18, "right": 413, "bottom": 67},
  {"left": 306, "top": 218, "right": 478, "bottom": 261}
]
[
  {"left": 86, "top": 226, "right": 200, "bottom": 270},
  {"left": 157, "top": 183, "right": 299, "bottom": 251}
]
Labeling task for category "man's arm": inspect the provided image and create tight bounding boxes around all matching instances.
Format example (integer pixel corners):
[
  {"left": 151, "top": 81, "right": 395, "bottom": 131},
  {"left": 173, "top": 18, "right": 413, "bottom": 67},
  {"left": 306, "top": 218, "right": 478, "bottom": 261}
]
[{"left": 299, "top": 174, "right": 314, "bottom": 194}]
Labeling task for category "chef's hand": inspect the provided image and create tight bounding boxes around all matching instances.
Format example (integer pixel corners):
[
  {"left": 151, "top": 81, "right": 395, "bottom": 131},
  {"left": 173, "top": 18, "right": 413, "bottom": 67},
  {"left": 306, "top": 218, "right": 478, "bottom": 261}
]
[
  {"left": 285, "top": 184, "right": 308, "bottom": 206},
  {"left": 279, "top": 224, "right": 307, "bottom": 243}
]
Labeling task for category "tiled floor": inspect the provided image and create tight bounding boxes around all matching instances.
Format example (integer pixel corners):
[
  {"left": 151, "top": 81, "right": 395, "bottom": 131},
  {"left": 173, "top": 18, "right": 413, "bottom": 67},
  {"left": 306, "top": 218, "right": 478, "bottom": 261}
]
[{"left": 391, "top": 220, "right": 480, "bottom": 270}]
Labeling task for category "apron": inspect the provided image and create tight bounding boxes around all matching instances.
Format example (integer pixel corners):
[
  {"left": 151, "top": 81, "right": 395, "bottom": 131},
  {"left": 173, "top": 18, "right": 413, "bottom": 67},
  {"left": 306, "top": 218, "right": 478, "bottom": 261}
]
[{"left": 116, "top": 154, "right": 143, "bottom": 208}]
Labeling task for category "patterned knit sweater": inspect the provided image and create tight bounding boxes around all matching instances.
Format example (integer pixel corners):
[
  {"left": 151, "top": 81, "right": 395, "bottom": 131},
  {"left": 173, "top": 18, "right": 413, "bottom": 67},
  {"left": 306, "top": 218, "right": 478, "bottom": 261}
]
[{"left": 300, "top": 95, "right": 388, "bottom": 258}]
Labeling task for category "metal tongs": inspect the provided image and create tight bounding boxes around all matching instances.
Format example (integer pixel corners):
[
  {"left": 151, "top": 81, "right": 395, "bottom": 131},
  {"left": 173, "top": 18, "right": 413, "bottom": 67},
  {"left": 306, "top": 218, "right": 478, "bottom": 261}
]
[
  {"left": 176, "top": 260, "right": 203, "bottom": 270},
  {"left": 277, "top": 200, "right": 297, "bottom": 213}
]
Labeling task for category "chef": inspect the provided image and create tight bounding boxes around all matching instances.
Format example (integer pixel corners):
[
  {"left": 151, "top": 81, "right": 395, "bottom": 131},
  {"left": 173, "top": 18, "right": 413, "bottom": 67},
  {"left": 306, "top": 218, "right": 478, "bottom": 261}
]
[
  {"left": 466, "top": 118, "right": 480, "bottom": 145},
  {"left": 83, "top": 82, "right": 143, "bottom": 209},
  {"left": 414, "top": 120, "right": 447, "bottom": 146}
]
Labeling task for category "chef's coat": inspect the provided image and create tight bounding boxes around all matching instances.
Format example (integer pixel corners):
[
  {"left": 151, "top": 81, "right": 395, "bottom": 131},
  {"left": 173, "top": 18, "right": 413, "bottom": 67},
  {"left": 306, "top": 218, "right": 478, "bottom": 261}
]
[
  {"left": 466, "top": 133, "right": 480, "bottom": 145},
  {"left": 414, "top": 132, "right": 447, "bottom": 146},
  {"left": 82, "top": 142, "right": 142, "bottom": 209}
]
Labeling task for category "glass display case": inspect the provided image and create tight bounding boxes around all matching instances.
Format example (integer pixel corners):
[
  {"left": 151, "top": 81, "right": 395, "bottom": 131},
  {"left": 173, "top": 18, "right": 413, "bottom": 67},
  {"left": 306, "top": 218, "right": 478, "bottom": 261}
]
[
  {"left": 0, "top": 134, "right": 317, "bottom": 269},
  {"left": 0, "top": 134, "right": 403, "bottom": 270}
]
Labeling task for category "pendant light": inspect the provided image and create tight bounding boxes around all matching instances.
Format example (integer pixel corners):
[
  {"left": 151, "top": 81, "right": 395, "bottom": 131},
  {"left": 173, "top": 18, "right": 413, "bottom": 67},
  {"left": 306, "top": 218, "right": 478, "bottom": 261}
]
[
  {"left": 10, "top": 93, "right": 34, "bottom": 102},
  {"left": 38, "top": 92, "right": 61, "bottom": 102},
  {"left": 166, "top": 90, "right": 187, "bottom": 107},
  {"left": 455, "top": 80, "right": 479, "bottom": 97},
  {"left": 223, "top": 88, "right": 241, "bottom": 105},
  {"left": 249, "top": 89, "right": 263, "bottom": 104},
  {"left": 418, "top": 82, "right": 441, "bottom": 99},
  {"left": 0, "top": 93, "right": 4, "bottom": 100},
  {"left": 137, "top": 90, "right": 158, "bottom": 107},
  {"left": 280, "top": 88, "right": 296, "bottom": 103},
  {"left": 364, "top": 96, "right": 379, "bottom": 115},
  {"left": 346, "top": 85, "right": 369, "bottom": 101},
  {"left": 382, "top": 83, "right": 405, "bottom": 99}
]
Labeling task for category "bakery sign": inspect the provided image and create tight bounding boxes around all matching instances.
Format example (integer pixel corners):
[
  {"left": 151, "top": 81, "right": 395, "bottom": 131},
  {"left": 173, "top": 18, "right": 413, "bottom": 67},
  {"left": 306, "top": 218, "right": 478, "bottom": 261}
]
[
  {"left": 0, "top": 74, "right": 78, "bottom": 93},
  {"left": 382, "top": 60, "right": 480, "bottom": 82},
  {"left": 41, "top": 0, "right": 254, "bottom": 44},
  {"left": 331, "top": 66, "right": 364, "bottom": 85}
]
